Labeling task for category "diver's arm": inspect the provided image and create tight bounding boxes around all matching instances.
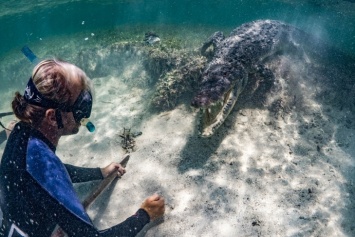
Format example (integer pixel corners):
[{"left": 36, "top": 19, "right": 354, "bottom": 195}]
[
  {"left": 57, "top": 208, "right": 150, "bottom": 237},
  {"left": 97, "top": 209, "right": 150, "bottom": 236},
  {"left": 58, "top": 202, "right": 150, "bottom": 236},
  {"left": 64, "top": 163, "right": 103, "bottom": 183},
  {"left": 27, "top": 177, "right": 150, "bottom": 236}
]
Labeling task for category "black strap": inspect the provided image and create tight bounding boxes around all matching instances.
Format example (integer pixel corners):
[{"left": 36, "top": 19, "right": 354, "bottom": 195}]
[
  {"left": 55, "top": 109, "right": 64, "bottom": 129},
  {"left": 0, "top": 111, "right": 14, "bottom": 131},
  {"left": 0, "top": 121, "right": 11, "bottom": 132},
  {"left": 0, "top": 112, "right": 14, "bottom": 118},
  {"left": 0, "top": 112, "right": 14, "bottom": 145}
]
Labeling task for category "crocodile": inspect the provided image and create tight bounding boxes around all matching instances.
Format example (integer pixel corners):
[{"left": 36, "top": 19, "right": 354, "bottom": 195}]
[{"left": 191, "top": 19, "right": 308, "bottom": 137}]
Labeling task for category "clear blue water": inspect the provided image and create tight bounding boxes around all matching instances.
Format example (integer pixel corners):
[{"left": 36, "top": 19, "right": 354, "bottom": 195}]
[
  {"left": 0, "top": 0, "right": 354, "bottom": 58},
  {"left": 1, "top": 1, "right": 355, "bottom": 236}
]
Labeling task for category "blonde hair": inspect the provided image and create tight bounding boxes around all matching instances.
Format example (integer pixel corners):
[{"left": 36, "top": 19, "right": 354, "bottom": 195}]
[{"left": 12, "top": 58, "right": 91, "bottom": 127}]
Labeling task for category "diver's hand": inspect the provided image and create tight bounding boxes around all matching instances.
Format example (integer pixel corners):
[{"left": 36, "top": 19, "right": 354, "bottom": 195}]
[
  {"left": 101, "top": 162, "right": 126, "bottom": 178},
  {"left": 141, "top": 194, "right": 165, "bottom": 221}
]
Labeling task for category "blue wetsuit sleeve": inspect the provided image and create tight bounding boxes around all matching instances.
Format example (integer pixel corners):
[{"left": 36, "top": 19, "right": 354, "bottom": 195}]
[{"left": 64, "top": 164, "right": 103, "bottom": 183}]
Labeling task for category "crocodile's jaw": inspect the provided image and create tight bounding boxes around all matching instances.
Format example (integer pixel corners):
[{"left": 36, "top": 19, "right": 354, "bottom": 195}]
[{"left": 198, "top": 84, "right": 242, "bottom": 137}]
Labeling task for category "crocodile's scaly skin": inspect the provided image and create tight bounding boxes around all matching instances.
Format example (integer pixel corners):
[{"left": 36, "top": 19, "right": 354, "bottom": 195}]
[{"left": 191, "top": 20, "right": 305, "bottom": 137}]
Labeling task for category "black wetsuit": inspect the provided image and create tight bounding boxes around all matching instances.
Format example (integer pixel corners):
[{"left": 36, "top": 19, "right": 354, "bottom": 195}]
[{"left": 0, "top": 122, "right": 149, "bottom": 237}]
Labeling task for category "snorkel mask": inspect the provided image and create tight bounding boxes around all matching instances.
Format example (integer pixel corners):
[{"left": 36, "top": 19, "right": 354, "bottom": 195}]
[
  {"left": 24, "top": 77, "right": 95, "bottom": 132},
  {"left": 70, "top": 90, "right": 95, "bottom": 132}
]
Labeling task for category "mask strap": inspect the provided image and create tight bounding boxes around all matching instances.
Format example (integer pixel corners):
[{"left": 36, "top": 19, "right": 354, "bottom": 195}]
[
  {"left": 55, "top": 109, "right": 64, "bottom": 129},
  {"left": 24, "top": 77, "right": 60, "bottom": 108},
  {"left": 24, "top": 77, "right": 68, "bottom": 129}
]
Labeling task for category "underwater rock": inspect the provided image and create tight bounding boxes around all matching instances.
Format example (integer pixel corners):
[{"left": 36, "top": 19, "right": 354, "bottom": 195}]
[
  {"left": 144, "top": 32, "right": 161, "bottom": 45},
  {"left": 74, "top": 39, "right": 207, "bottom": 110},
  {"left": 150, "top": 56, "right": 206, "bottom": 109}
]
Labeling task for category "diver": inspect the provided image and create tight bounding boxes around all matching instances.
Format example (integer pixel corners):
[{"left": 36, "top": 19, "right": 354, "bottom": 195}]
[{"left": 0, "top": 59, "right": 165, "bottom": 237}]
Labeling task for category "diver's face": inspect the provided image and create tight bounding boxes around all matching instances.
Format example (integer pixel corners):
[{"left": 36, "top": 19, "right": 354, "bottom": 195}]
[{"left": 61, "top": 111, "right": 80, "bottom": 135}]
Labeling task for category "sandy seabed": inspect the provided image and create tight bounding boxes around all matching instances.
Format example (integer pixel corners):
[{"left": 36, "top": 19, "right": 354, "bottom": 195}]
[{"left": 1, "top": 27, "right": 355, "bottom": 237}]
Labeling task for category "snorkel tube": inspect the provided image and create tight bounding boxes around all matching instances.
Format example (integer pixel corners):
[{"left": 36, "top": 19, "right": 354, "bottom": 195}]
[
  {"left": 80, "top": 118, "right": 95, "bottom": 132},
  {"left": 21, "top": 46, "right": 39, "bottom": 64},
  {"left": 21, "top": 46, "right": 95, "bottom": 133}
]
